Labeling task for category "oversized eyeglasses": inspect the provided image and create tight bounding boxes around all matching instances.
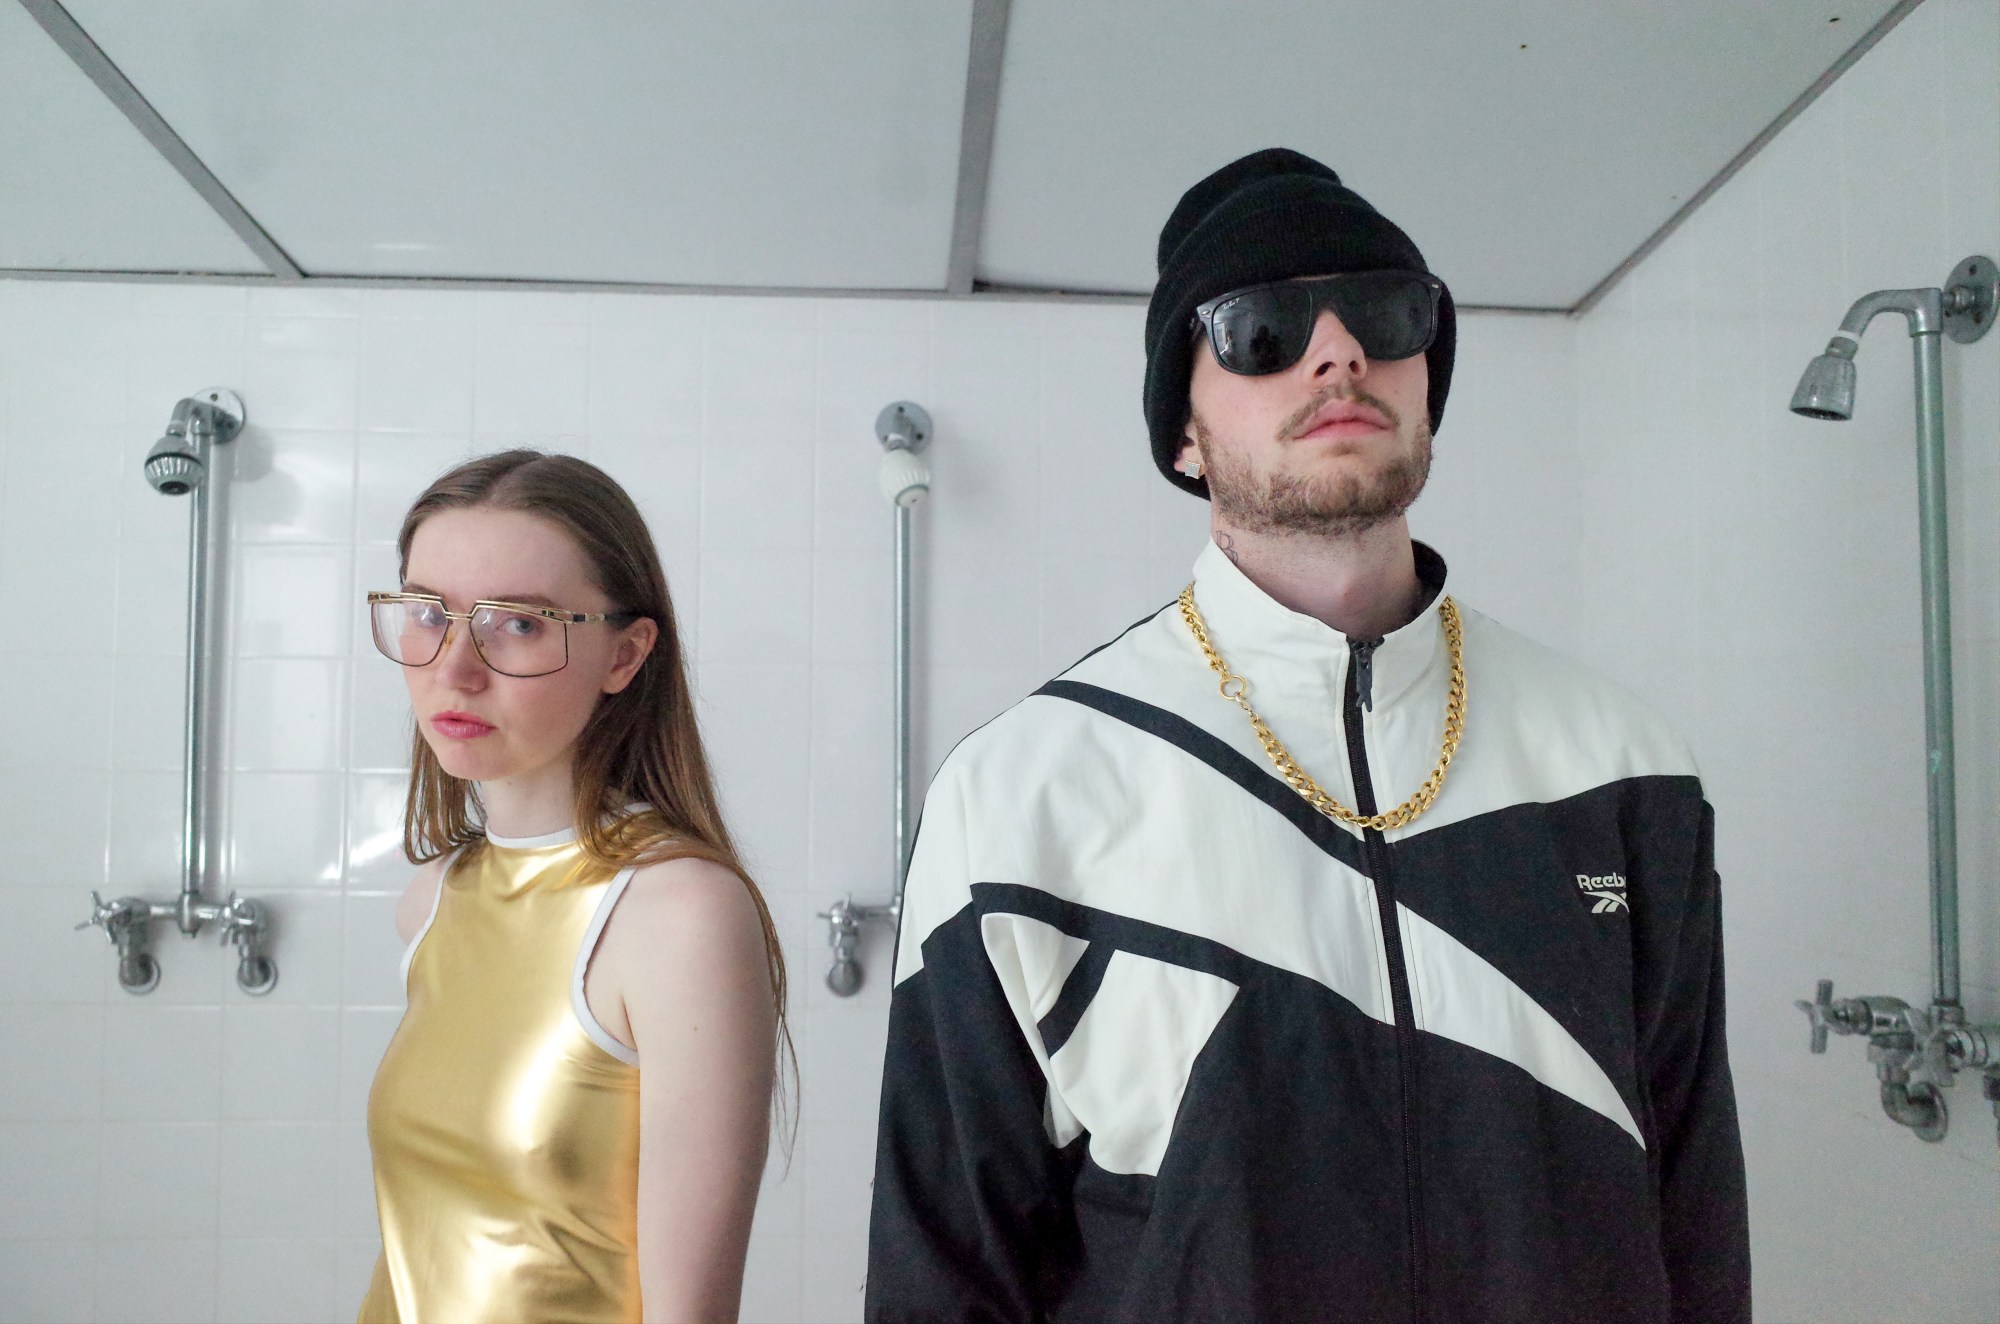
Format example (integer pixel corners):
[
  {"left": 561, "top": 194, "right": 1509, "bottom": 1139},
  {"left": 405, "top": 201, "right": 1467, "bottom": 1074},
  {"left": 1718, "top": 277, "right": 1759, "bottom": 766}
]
[
  {"left": 1192, "top": 270, "right": 1446, "bottom": 376},
  {"left": 366, "top": 591, "right": 641, "bottom": 678}
]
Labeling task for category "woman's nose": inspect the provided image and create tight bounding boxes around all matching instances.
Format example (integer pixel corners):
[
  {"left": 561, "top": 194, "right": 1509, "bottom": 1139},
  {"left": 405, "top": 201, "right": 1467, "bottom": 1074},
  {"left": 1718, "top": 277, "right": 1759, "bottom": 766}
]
[{"left": 435, "top": 622, "right": 488, "bottom": 688}]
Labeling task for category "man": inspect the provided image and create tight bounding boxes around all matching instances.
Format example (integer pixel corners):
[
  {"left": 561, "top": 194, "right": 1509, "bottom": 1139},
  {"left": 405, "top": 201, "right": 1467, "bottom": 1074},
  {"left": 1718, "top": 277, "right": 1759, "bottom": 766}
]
[{"left": 866, "top": 148, "right": 1749, "bottom": 1323}]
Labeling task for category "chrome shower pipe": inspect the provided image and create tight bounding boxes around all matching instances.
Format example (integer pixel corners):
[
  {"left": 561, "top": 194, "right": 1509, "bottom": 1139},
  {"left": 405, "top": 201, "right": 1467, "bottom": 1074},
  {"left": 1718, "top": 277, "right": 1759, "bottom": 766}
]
[
  {"left": 174, "top": 398, "right": 221, "bottom": 934},
  {"left": 81, "top": 390, "right": 277, "bottom": 996},
  {"left": 1807, "top": 280, "right": 1974, "bottom": 1007},
  {"left": 879, "top": 400, "right": 933, "bottom": 905},
  {"left": 1790, "top": 256, "right": 2000, "bottom": 1145},
  {"left": 893, "top": 497, "right": 915, "bottom": 888},
  {"left": 820, "top": 401, "right": 933, "bottom": 996}
]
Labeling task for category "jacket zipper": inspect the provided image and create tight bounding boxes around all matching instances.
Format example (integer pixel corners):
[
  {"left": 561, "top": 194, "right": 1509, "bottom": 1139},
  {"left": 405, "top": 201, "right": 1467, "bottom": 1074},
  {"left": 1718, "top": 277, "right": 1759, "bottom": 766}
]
[{"left": 1344, "top": 637, "right": 1427, "bottom": 1322}]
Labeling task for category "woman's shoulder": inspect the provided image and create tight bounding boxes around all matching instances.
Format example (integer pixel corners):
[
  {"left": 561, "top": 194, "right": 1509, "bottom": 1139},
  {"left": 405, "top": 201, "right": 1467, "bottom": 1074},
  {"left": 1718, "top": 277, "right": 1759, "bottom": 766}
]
[{"left": 600, "top": 852, "right": 764, "bottom": 959}]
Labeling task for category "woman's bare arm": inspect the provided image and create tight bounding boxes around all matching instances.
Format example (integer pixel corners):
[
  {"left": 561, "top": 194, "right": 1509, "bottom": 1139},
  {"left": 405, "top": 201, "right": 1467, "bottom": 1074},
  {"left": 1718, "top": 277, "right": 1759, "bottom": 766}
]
[{"left": 589, "top": 857, "right": 777, "bottom": 1324}]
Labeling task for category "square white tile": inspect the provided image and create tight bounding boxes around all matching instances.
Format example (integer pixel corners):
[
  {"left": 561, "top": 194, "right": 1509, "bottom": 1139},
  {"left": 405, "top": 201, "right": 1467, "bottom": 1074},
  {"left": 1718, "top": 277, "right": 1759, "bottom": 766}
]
[
  {"left": 226, "top": 771, "right": 345, "bottom": 890},
  {"left": 0, "top": 1238, "right": 94, "bottom": 1324},
  {"left": 359, "top": 318, "right": 476, "bottom": 434},
  {"left": 96, "top": 1121, "right": 220, "bottom": 1238},
  {"left": 229, "top": 544, "right": 353, "bottom": 659},
  {"left": 215, "top": 1237, "right": 340, "bottom": 1324},
  {"left": 101, "top": 1005, "right": 222, "bottom": 1120},
  {"left": 217, "top": 1122, "right": 342, "bottom": 1238},
  {"left": 222, "top": 1005, "right": 341, "bottom": 1121},
  {"left": 0, "top": 1121, "right": 96, "bottom": 1237},
  {"left": 224, "top": 429, "right": 357, "bottom": 546},
  {"left": 226, "top": 658, "right": 346, "bottom": 771},
  {"left": 0, "top": 1004, "right": 101, "bottom": 1120},
  {"left": 92, "top": 1237, "right": 219, "bottom": 1324}
]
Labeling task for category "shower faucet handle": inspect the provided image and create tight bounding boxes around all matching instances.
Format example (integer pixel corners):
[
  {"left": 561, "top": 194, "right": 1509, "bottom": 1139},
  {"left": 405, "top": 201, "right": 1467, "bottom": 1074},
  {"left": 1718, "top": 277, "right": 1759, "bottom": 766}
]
[
  {"left": 1797, "top": 978, "right": 1839, "bottom": 1054},
  {"left": 76, "top": 891, "right": 141, "bottom": 937},
  {"left": 76, "top": 891, "right": 114, "bottom": 934}
]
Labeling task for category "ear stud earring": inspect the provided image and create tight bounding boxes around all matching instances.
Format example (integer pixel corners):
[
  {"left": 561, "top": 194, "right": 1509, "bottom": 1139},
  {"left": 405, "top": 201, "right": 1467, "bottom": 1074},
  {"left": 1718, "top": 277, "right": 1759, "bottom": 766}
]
[{"left": 1183, "top": 457, "right": 1205, "bottom": 480}]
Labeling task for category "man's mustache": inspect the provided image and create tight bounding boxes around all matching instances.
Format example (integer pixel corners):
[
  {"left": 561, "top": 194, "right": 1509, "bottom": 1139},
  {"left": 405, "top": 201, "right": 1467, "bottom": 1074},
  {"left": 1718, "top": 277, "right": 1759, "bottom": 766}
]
[{"left": 1278, "top": 384, "right": 1402, "bottom": 441}]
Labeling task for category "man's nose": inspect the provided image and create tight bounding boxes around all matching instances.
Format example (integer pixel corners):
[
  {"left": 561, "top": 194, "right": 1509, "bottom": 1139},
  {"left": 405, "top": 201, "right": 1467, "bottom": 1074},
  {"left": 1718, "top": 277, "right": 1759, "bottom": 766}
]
[{"left": 1299, "top": 308, "right": 1368, "bottom": 385}]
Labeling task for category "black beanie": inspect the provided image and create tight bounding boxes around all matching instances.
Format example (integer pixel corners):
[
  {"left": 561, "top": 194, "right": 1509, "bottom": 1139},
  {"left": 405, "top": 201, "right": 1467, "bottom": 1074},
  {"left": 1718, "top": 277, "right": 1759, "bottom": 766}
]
[{"left": 1144, "top": 147, "right": 1456, "bottom": 498}]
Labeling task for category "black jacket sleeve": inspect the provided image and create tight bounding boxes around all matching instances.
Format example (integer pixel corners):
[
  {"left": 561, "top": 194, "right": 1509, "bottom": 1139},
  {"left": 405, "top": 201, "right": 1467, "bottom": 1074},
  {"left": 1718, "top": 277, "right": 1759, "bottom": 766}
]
[
  {"left": 864, "top": 783, "right": 1077, "bottom": 1322},
  {"left": 1637, "top": 798, "right": 1752, "bottom": 1323}
]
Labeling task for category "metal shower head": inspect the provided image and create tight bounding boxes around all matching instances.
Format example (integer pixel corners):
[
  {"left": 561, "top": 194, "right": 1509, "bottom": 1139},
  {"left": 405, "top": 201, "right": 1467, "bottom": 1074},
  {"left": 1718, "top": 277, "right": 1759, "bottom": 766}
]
[
  {"left": 1791, "top": 257, "right": 1997, "bottom": 424},
  {"left": 875, "top": 400, "right": 934, "bottom": 509},
  {"left": 144, "top": 390, "right": 245, "bottom": 495},
  {"left": 1790, "top": 336, "right": 1858, "bottom": 420}
]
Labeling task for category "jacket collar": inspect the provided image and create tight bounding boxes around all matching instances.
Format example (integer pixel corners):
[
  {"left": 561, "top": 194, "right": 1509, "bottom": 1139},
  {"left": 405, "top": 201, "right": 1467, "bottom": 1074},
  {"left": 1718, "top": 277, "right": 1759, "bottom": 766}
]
[{"left": 1187, "top": 538, "right": 1450, "bottom": 715}]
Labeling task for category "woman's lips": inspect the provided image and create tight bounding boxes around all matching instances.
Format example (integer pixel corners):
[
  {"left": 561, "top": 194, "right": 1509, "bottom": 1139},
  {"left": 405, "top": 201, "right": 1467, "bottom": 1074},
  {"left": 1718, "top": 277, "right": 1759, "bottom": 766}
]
[{"left": 430, "top": 711, "right": 495, "bottom": 740}]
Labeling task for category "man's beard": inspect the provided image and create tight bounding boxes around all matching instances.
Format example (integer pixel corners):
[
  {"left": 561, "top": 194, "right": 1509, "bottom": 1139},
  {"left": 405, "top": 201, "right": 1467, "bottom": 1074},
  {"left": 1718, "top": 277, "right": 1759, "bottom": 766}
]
[{"left": 1192, "top": 387, "right": 1433, "bottom": 539}]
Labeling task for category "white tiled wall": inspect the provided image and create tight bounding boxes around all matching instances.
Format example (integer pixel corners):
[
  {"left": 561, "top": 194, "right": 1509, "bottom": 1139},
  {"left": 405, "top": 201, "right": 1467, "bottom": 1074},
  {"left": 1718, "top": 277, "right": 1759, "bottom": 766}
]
[
  {"left": 0, "top": 275, "right": 1573, "bottom": 1322},
  {"left": 1, "top": 3, "right": 1995, "bottom": 1316},
  {"left": 1565, "top": 0, "right": 2000, "bottom": 1319}
]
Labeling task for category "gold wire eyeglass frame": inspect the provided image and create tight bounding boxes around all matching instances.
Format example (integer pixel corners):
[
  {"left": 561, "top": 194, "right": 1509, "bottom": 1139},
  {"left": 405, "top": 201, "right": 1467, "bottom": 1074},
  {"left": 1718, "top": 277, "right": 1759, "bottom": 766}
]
[{"left": 366, "top": 590, "right": 638, "bottom": 678}]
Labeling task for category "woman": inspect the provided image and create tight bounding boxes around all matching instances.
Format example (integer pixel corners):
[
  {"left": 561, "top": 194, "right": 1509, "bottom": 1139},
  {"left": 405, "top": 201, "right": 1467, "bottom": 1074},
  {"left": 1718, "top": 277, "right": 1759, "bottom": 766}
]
[{"left": 358, "top": 450, "right": 789, "bottom": 1324}]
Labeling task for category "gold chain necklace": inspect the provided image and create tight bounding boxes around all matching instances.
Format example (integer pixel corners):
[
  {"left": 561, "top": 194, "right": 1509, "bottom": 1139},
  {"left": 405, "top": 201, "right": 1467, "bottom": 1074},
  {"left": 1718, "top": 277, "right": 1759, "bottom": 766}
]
[{"left": 1178, "top": 583, "right": 1466, "bottom": 832}]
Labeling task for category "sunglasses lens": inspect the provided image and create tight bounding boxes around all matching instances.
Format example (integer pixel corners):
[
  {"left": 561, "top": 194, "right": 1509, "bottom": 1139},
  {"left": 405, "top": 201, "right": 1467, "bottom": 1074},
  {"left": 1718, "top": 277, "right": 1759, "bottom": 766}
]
[
  {"left": 1332, "top": 272, "right": 1440, "bottom": 361},
  {"left": 1208, "top": 283, "right": 1315, "bottom": 375}
]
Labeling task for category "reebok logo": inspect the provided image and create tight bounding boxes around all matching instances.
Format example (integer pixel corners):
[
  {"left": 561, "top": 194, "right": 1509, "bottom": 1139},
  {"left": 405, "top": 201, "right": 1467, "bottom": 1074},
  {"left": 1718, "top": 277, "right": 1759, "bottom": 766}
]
[{"left": 1577, "top": 872, "right": 1628, "bottom": 914}]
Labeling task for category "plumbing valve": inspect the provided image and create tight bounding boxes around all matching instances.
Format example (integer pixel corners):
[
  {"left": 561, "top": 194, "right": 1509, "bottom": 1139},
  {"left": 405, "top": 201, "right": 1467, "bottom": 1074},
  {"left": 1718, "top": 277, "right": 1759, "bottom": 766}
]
[
  {"left": 820, "top": 897, "right": 864, "bottom": 997},
  {"left": 1797, "top": 976, "right": 2000, "bottom": 1146},
  {"left": 1794, "top": 978, "right": 1870, "bottom": 1052},
  {"left": 77, "top": 890, "right": 278, "bottom": 996},
  {"left": 217, "top": 894, "right": 278, "bottom": 996},
  {"left": 818, "top": 894, "right": 899, "bottom": 997},
  {"left": 77, "top": 892, "right": 160, "bottom": 995}
]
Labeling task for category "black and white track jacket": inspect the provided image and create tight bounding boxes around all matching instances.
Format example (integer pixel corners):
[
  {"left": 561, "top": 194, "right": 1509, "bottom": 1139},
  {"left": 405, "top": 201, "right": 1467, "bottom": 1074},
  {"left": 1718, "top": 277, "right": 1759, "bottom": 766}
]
[{"left": 865, "top": 542, "right": 1749, "bottom": 1324}]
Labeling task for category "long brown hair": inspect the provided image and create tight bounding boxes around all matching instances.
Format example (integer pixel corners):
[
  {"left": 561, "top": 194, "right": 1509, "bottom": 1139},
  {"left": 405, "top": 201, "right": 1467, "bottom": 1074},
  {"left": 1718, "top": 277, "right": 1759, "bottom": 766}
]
[{"left": 395, "top": 449, "right": 793, "bottom": 1128}]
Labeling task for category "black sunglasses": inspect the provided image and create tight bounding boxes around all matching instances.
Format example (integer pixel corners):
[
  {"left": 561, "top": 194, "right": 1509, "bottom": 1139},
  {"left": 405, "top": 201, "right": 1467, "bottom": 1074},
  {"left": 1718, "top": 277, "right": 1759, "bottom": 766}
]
[{"left": 1192, "top": 271, "right": 1445, "bottom": 376}]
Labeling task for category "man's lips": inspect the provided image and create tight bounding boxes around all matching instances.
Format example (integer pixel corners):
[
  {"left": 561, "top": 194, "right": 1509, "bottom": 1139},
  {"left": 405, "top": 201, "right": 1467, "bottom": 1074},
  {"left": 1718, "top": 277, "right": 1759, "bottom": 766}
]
[
  {"left": 1292, "top": 398, "right": 1392, "bottom": 440},
  {"left": 430, "top": 711, "right": 495, "bottom": 739}
]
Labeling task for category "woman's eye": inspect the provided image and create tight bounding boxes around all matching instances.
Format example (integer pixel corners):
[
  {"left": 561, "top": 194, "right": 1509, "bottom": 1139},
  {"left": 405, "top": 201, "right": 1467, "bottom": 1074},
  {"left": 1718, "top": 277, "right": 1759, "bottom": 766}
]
[
  {"left": 411, "top": 603, "right": 447, "bottom": 629},
  {"left": 498, "top": 613, "right": 542, "bottom": 638}
]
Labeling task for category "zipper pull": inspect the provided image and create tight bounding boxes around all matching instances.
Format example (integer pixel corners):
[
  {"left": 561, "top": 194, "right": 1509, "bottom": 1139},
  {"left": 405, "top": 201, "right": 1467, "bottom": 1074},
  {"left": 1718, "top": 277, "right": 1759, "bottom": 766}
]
[{"left": 1350, "top": 637, "right": 1381, "bottom": 712}]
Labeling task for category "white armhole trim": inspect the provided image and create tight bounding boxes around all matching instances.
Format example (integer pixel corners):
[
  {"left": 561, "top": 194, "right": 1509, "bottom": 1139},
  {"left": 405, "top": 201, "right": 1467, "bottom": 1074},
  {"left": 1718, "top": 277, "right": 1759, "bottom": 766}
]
[
  {"left": 397, "top": 847, "right": 459, "bottom": 994},
  {"left": 572, "top": 865, "right": 641, "bottom": 1066}
]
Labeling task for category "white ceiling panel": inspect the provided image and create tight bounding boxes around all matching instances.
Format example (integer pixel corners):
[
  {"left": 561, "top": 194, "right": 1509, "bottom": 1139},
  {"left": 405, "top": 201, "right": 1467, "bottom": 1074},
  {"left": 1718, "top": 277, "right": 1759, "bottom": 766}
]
[
  {"left": 0, "top": 0, "right": 264, "bottom": 273},
  {"left": 60, "top": 0, "right": 973, "bottom": 288},
  {"left": 979, "top": 1, "right": 1900, "bottom": 307}
]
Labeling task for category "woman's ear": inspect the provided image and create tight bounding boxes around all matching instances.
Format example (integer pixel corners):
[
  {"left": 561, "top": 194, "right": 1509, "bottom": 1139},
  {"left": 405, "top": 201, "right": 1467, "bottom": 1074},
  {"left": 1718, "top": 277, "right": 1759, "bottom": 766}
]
[{"left": 602, "top": 617, "right": 660, "bottom": 695}]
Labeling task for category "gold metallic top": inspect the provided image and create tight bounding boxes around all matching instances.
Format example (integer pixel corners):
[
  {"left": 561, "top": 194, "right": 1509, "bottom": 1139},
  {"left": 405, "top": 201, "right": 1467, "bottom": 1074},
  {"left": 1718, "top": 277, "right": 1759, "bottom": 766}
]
[
  {"left": 1179, "top": 582, "right": 1467, "bottom": 832},
  {"left": 360, "top": 828, "right": 641, "bottom": 1324}
]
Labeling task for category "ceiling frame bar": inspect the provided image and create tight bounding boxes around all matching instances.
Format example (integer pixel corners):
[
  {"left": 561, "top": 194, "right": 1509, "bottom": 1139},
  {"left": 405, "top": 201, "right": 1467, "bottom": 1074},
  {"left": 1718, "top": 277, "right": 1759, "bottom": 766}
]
[
  {"left": 2, "top": 266, "right": 1574, "bottom": 317},
  {"left": 16, "top": 0, "right": 303, "bottom": 280},
  {"left": 944, "top": 0, "right": 1011, "bottom": 295},
  {"left": 1571, "top": 0, "right": 1927, "bottom": 316}
]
